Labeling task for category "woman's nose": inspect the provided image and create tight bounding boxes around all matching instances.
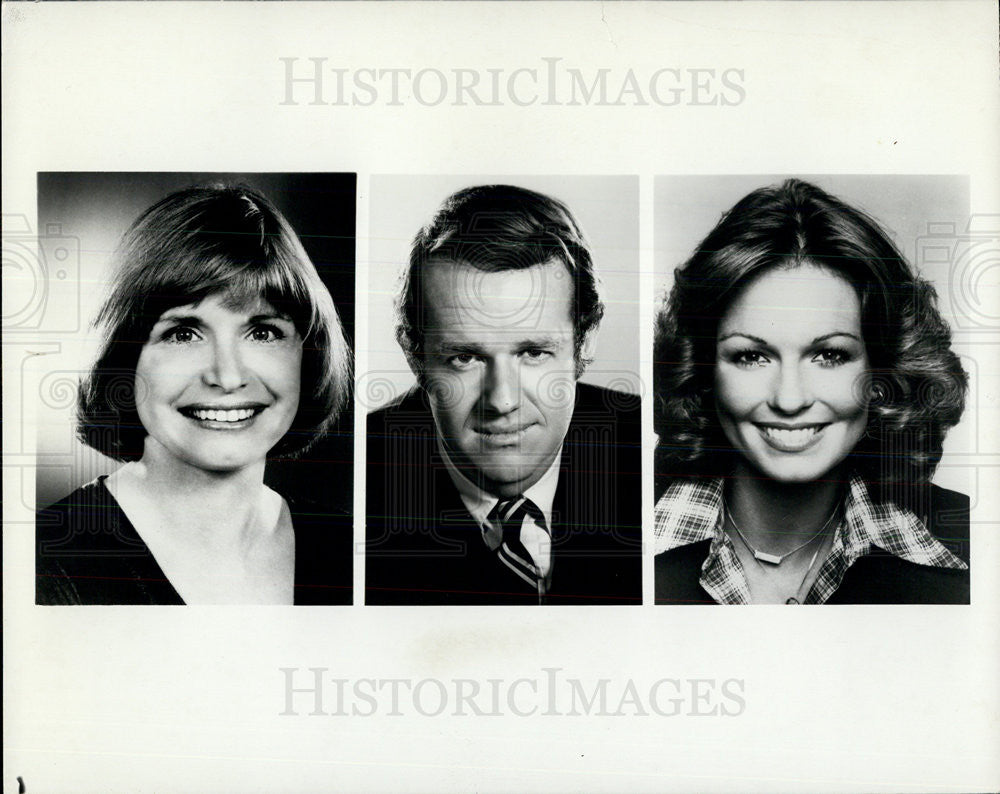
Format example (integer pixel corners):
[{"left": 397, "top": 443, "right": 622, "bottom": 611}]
[
  {"left": 769, "top": 364, "right": 813, "bottom": 414},
  {"left": 202, "top": 339, "right": 247, "bottom": 391}
]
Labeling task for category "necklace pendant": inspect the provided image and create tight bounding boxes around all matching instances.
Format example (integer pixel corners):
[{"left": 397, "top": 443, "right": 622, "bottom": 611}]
[
  {"left": 785, "top": 597, "right": 801, "bottom": 605},
  {"left": 753, "top": 550, "right": 783, "bottom": 565}
]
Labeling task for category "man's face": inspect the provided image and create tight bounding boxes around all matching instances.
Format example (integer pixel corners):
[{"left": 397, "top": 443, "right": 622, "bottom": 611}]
[{"left": 419, "top": 258, "right": 581, "bottom": 498}]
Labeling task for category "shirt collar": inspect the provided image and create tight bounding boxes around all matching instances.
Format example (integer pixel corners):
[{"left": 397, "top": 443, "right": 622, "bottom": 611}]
[
  {"left": 652, "top": 477, "right": 725, "bottom": 553},
  {"left": 840, "top": 476, "right": 967, "bottom": 569},
  {"left": 654, "top": 473, "right": 966, "bottom": 605},
  {"left": 437, "top": 438, "right": 561, "bottom": 542}
]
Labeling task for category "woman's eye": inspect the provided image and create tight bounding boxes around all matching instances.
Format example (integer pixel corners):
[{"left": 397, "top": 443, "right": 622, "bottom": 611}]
[
  {"left": 813, "top": 348, "right": 850, "bottom": 367},
  {"left": 248, "top": 324, "right": 285, "bottom": 343},
  {"left": 161, "top": 326, "right": 199, "bottom": 344},
  {"left": 732, "top": 350, "right": 769, "bottom": 368}
]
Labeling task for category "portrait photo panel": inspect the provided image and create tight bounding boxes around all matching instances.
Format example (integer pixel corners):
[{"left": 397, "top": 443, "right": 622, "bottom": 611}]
[
  {"left": 34, "top": 171, "right": 356, "bottom": 605},
  {"left": 652, "top": 174, "right": 973, "bottom": 606},
  {"left": 364, "top": 176, "right": 642, "bottom": 606}
]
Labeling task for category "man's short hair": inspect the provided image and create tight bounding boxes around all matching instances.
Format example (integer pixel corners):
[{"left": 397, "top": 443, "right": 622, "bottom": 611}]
[{"left": 396, "top": 185, "right": 604, "bottom": 372}]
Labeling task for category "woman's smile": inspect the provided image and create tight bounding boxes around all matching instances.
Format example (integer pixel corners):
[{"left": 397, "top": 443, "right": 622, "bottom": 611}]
[
  {"left": 754, "top": 422, "right": 830, "bottom": 452},
  {"left": 135, "top": 293, "right": 303, "bottom": 472},
  {"left": 179, "top": 403, "right": 268, "bottom": 427},
  {"left": 715, "top": 263, "right": 869, "bottom": 483}
]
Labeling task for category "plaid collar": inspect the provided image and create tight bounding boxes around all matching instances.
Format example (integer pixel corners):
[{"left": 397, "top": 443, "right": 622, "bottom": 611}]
[{"left": 653, "top": 474, "right": 967, "bottom": 605}]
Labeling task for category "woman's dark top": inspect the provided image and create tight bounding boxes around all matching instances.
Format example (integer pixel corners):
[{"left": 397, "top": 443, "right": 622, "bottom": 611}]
[{"left": 36, "top": 477, "right": 352, "bottom": 605}]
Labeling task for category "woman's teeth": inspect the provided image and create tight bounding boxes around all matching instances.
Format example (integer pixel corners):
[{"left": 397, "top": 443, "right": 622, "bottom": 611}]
[
  {"left": 191, "top": 408, "right": 257, "bottom": 422},
  {"left": 761, "top": 426, "right": 821, "bottom": 445}
]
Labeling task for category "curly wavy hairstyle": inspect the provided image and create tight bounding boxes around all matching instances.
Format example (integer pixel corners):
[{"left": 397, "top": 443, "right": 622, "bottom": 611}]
[
  {"left": 654, "top": 179, "right": 966, "bottom": 494},
  {"left": 78, "top": 184, "right": 351, "bottom": 461},
  {"left": 396, "top": 184, "right": 604, "bottom": 378}
]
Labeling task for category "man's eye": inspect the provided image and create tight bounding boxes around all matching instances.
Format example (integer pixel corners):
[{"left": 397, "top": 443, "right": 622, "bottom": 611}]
[
  {"left": 447, "top": 354, "right": 478, "bottom": 370},
  {"left": 248, "top": 324, "right": 285, "bottom": 343},
  {"left": 161, "top": 326, "right": 199, "bottom": 344},
  {"left": 520, "top": 349, "right": 552, "bottom": 363}
]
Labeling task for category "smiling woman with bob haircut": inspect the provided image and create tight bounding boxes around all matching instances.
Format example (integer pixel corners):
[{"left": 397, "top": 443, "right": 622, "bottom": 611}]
[
  {"left": 654, "top": 179, "right": 969, "bottom": 605},
  {"left": 36, "top": 185, "right": 352, "bottom": 605}
]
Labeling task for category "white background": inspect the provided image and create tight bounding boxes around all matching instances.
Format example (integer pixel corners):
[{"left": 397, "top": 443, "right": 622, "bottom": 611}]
[{"left": 4, "top": 3, "right": 999, "bottom": 793}]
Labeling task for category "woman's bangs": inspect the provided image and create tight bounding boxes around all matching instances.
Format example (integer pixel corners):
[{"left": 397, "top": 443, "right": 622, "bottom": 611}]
[{"left": 175, "top": 254, "right": 319, "bottom": 335}]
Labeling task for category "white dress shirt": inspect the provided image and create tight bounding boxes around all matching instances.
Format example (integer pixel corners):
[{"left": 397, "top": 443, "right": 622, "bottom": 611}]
[{"left": 438, "top": 440, "right": 561, "bottom": 582}]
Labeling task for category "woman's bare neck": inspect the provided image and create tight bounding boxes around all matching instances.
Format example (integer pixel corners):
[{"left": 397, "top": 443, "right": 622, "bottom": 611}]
[
  {"left": 106, "top": 445, "right": 277, "bottom": 550},
  {"left": 725, "top": 464, "right": 845, "bottom": 554}
]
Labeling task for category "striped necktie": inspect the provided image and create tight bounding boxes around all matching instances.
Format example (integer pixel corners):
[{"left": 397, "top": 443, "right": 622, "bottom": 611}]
[{"left": 489, "top": 496, "right": 550, "bottom": 593}]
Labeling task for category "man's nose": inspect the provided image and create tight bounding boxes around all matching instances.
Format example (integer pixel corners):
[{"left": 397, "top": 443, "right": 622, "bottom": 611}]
[
  {"left": 202, "top": 338, "right": 247, "bottom": 392},
  {"left": 482, "top": 358, "right": 519, "bottom": 414},
  {"left": 769, "top": 363, "right": 813, "bottom": 415}
]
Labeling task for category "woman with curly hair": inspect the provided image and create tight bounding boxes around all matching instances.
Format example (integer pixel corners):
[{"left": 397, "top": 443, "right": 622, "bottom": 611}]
[
  {"left": 36, "top": 185, "right": 352, "bottom": 605},
  {"left": 654, "top": 179, "right": 969, "bottom": 604}
]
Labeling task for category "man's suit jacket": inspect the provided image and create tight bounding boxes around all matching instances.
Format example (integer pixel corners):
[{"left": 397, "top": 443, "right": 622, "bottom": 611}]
[{"left": 366, "top": 382, "right": 642, "bottom": 605}]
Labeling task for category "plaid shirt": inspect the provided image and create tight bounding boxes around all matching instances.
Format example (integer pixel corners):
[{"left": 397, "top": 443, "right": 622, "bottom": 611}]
[{"left": 653, "top": 474, "right": 968, "bottom": 605}]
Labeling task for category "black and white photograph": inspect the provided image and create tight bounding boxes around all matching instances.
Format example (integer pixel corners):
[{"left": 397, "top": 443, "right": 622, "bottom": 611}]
[
  {"left": 653, "top": 175, "right": 973, "bottom": 605},
  {"left": 4, "top": 2, "right": 998, "bottom": 792},
  {"left": 364, "top": 176, "right": 642, "bottom": 604},
  {"left": 33, "top": 172, "right": 356, "bottom": 605}
]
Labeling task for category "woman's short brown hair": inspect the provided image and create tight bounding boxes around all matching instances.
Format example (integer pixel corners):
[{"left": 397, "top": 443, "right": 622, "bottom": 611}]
[{"left": 78, "top": 184, "right": 351, "bottom": 460}]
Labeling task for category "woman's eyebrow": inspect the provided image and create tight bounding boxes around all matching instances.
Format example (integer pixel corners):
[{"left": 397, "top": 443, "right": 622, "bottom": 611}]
[
  {"left": 248, "top": 312, "right": 294, "bottom": 323},
  {"left": 717, "top": 332, "right": 769, "bottom": 345},
  {"left": 811, "top": 331, "right": 862, "bottom": 344},
  {"left": 718, "top": 331, "right": 862, "bottom": 345},
  {"left": 155, "top": 312, "right": 203, "bottom": 326}
]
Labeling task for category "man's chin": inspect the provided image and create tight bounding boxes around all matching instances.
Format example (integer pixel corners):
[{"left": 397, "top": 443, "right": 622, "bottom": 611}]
[
  {"left": 470, "top": 459, "right": 547, "bottom": 496},
  {"left": 481, "top": 476, "right": 540, "bottom": 499}
]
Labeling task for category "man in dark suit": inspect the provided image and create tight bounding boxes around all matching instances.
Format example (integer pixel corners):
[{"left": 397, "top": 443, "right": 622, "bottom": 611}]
[{"left": 366, "top": 185, "right": 641, "bottom": 605}]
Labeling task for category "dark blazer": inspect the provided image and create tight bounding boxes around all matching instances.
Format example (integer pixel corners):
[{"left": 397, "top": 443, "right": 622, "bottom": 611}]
[
  {"left": 366, "top": 382, "right": 642, "bottom": 605},
  {"left": 36, "top": 477, "right": 352, "bottom": 605},
  {"left": 654, "top": 484, "right": 971, "bottom": 605}
]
